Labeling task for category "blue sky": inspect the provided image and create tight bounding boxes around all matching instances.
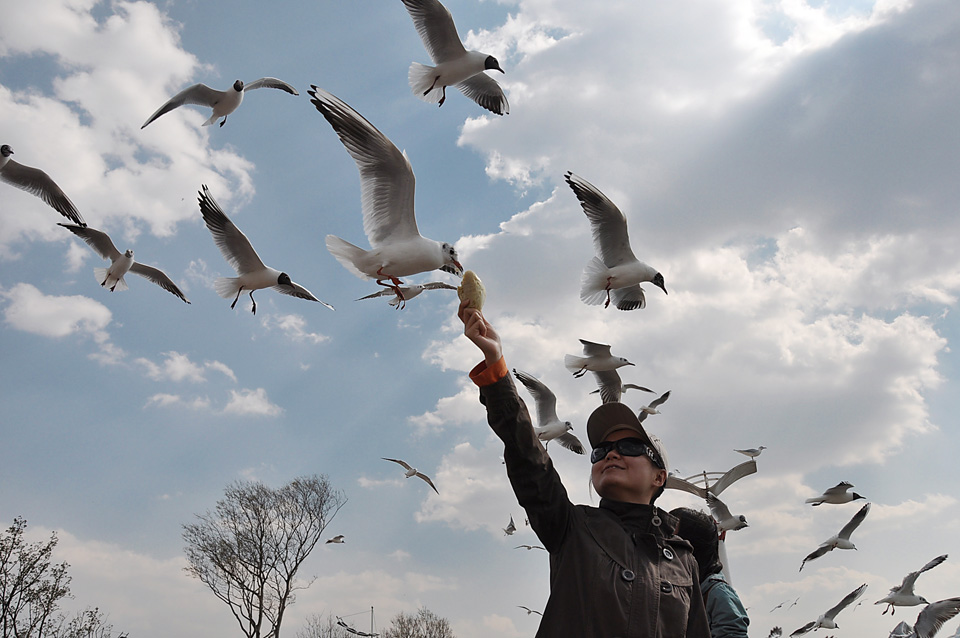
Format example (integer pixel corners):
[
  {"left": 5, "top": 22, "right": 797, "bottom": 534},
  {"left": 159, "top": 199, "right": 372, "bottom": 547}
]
[{"left": 2, "top": 0, "right": 959, "bottom": 636}]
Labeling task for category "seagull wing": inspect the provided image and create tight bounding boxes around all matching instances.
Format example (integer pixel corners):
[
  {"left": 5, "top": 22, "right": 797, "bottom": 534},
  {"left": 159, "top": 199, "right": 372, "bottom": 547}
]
[
  {"left": 648, "top": 390, "right": 671, "bottom": 409},
  {"left": 273, "top": 280, "right": 333, "bottom": 310},
  {"left": 129, "top": 263, "right": 190, "bottom": 303},
  {"left": 900, "top": 555, "right": 949, "bottom": 595},
  {"left": 456, "top": 74, "right": 509, "bottom": 116},
  {"left": 421, "top": 281, "right": 457, "bottom": 291},
  {"left": 579, "top": 339, "right": 613, "bottom": 358},
  {"left": 710, "top": 460, "right": 757, "bottom": 496},
  {"left": 400, "top": 0, "right": 467, "bottom": 64},
  {"left": 800, "top": 544, "right": 833, "bottom": 569},
  {"left": 837, "top": 502, "right": 871, "bottom": 540},
  {"left": 4, "top": 160, "right": 85, "bottom": 225},
  {"left": 308, "top": 87, "right": 420, "bottom": 246},
  {"left": 555, "top": 432, "right": 585, "bottom": 455},
  {"left": 382, "top": 457, "right": 413, "bottom": 472},
  {"left": 706, "top": 493, "right": 734, "bottom": 521},
  {"left": 357, "top": 287, "right": 395, "bottom": 301},
  {"left": 57, "top": 224, "right": 121, "bottom": 261},
  {"left": 823, "top": 481, "right": 855, "bottom": 497},
  {"left": 824, "top": 583, "right": 868, "bottom": 621},
  {"left": 197, "top": 186, "right": 267, "bottom": 276},
  {"left": 591, "top": 369, "right": 623, "bottom": 403},
  {"left": 564, "top": 171, "right": 638, "bottom": 267},
  {"left": 243, "top": 77, "right": 298, "bottom": 94},
  {"left": 914, "top": 598, "right": 960, "bottom": 638},
  {"left": 512, "top": 369, "right": 558, "bottom": 426},
  {"left": 790, "top": 621, "right": 817, "bottom": 637},
  {"left": 414, "top": 471, "right": 439, "bottom": 494},
  {"left": 141, "top": 83, "right": 223, "bottom": 128},
  {"left": 622, "top": 384, "right": 655, "bottom": 393},
  {"left": 610, "top": 284, "right": 646, "bottom": 311}
]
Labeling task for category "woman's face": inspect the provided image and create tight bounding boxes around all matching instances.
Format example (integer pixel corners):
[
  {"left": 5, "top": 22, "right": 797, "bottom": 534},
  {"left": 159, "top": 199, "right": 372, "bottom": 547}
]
[{"left": 590, "top": 428, "right": 666, "bottom": 504}]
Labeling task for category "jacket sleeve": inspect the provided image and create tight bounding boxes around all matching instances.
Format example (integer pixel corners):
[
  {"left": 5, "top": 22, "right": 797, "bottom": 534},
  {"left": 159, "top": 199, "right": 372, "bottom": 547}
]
[
  {"left": 704, "top": 578, "right": 750, "bottom": 638},
  {"left": 474, "top": 359, "right": 574, "bottom": 552}
]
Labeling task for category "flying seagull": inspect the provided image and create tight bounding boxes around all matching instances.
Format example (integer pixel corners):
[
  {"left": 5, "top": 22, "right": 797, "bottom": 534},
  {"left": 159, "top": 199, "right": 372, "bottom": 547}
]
[
  {"left": 141, "top": 78, "right": 298, "bottom": 129},
  {"left": 356, "top": 281, "right": 456, "bottom": 309},
  {"left": 58, "top": 224, "right": 189, "bottom": 303},
  {"left": 637, "top": 390, "right": 671, "bottom": 422},
  {"left": 400, "top": 0, "right": 508, "bottom": 115},
  {"left": 518, "top": 606, "right": 543, "bottom": 616},
  {"left": 1, "top": 144, "right": 85, "bottom": 226},
  {"left": 308, "top": 87, "right": 463, "bottom": 302},
  {"left": 197, "top": 185, "right": 334, "bottom": 314},
  {"left": 382, "top": 457, "right": 439, "bottom": 494},
  {"left": 735, "top": 446, "right": 767, "bottom": 459},
  {"left": 665, "top": 460, "right": 758, "bottom": 499},
  {"left": 805, "top": 481, "right": 865, "bottom": 506},
  {"left": 876, "top": 554, "right": 949, "bottom": 614},
  {"left": 564, "top": 339, "right": 634, "bottom": 378},
  {"left": 706, "top": 493, "right": 748, "bottom": 533},
  {"left": 325, "top": 535, "right": 345, "bottom": 544},
  {"left": 589, "top": 368, "right": 654, "bottom": 404},
  {"left": 889, "top": 598, "right": 960, "bottom": 638},
  {"left": 800, "top": 502, "right": 871, "bottom": 571},
  {"left": 514, "top": 544, "right": 545, "bottom": 551},
  {"left": 564, "top": 171, "right": 667, "bottom": 310},
  {"left": 790, "top": 583, "right": 867, "bottom": 636},
  {"left": 503, "top": 514, "right": 517, "bottom": 536},
  {"left": 513, "top": 369, "right": 585, "bottom": 454}
]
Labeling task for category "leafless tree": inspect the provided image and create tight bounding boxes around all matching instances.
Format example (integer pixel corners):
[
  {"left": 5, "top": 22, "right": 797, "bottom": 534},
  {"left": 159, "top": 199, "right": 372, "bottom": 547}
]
[
  {"left": 52, "top": 607, "right": 116, "bottom": 638},
  {"left": 1, "top": 517, "right": 72, "bottom": 638},
  {"left": 182, "top": 475, "right": 347, "bottom": 638},
  {"left": 381, "top": 607, "right": 455, "bottom": 638},
  {"left": 296, "top": 613, "right": 354, "bottom": 638}
]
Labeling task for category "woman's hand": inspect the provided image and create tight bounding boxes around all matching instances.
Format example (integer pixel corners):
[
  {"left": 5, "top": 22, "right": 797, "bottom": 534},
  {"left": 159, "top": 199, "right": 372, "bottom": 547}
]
[{"left": 458, "top": 299, "right": 502, "bottom": 365}]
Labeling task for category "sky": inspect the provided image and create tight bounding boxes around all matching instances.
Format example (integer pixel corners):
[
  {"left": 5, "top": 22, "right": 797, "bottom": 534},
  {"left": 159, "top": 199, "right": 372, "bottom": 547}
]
[{"left": 2, "top": 0, "right": 959, "bottom": 636}]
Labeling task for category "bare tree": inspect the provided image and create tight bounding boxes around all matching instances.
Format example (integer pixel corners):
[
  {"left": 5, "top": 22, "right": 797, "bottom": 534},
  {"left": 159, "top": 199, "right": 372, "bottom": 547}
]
[
  {"left": 51, "top": 607, "right": 116, "bottom": 638},
  {"left": 296, "top": 613, "right": 354, "bottom": 638},
  {"left": 1, "top": 517, "right": 72, "bottom": 638},
  {"left": 182, "top": 475, "right": 347, "bottom": 638},
  {"left": 381, "top": 607, "right": 455, "bottom": 638}
]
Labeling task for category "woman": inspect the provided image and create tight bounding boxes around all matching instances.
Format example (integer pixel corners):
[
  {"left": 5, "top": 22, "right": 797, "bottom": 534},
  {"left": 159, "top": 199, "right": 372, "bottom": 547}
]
[{"left": 459, "top": 301, "right": 709, "bottom": 637}]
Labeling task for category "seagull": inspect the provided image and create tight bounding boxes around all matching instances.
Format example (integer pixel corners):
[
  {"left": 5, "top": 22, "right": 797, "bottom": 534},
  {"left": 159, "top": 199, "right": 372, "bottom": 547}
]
[
  {"left": 512, "top": 369, "right": 585, "bottom": 454},
  {"left": 308, "top": 87, "right": 463, "bottom": 302},
  {"left": 382, "top": 457, "right": 439, "bottom": 494},
  {"left": 1, "top": 144, "right": 85, "bottom": 226},
  {"left": 197, "top": 185, "right": 334, "bottom": 315},
  {"left": 564, "top": 171, "right": 667, "bottom": 310},
  {"left": 58, "top": 224, "right": 189, "bottom": 303},
  {"left": 665, "top": 460, "right": 757, "bottom": 499},
  {"left": 876, "top": 555, "right": 949, "bottom": 614},
  {"left": 564, "top": 339, "right": 634, "bottom": 378},
  {"left": 735, "top": 446, "right": 767, "bottom": 459},
  {"left": 706, "top": 493, "right": 748, "bottom": 532},
  {"left": 890, "top": 598, "right": 960, "bottom": 638},
  {"left": 800, "top": 502, "right": 871, "bottom": 571},
  {"left": 518, "top": 606, "right": 543, "bottom": 616},
  {"left": 325, "top": 535, "right": 345, "bottom": 544},
  {"left": 356, "top": 281, "right": 456, "bottom": 309},
  {"left": 790, "top": 583, "right": 867, "bottom": 636},
  {"left": 514, "top": 544, "right": 545, "bottom": 551},
  {"left": 503, "top": 515, "right": 517, "bottom": 536},
  {"left": 589, "top": 369, "right": 654, "bottom": 404},
  {"left": 141, "top": 78, "right": 298, "bottom": 129},
  {"left": 805, "top": 481, "right": 865, "bottom": 506},
  {"left": 637, "top": 390, "right": 671, "bottom": 422},
  {"left": 400, "top": 0, "right": 508, "bottom": 115}
]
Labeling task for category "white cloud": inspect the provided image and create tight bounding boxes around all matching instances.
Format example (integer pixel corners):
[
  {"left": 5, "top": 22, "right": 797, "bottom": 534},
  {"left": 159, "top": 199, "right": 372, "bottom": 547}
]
[
  {"left": 260, "top": 313, "right": 330, "bottom": 344},
  {"left": 223, "top": 387, "right": 283, "bottom": 417},
  {"left": 1, "top": 282, "right": 112, "bottom": 339},
  {"left": 135, "top": 351, "right": 237, "bottom": 384},
  {"left": 145, "top": 393, "right": 211, "bottom": 411}
]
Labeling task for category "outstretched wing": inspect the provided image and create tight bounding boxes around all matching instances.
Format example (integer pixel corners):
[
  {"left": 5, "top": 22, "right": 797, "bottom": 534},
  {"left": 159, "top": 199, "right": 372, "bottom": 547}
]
[
  {"left": 400, "top": 0, "right": 467, "bottom": 64},
  {"left": 243, "top": 77, "right": 298, "bottom": 94},
  {"left": 273, "top": 280, "right": 333, "bottom": 310},
  {"left": 564, "top": 171, "right": 638, "bottom": 268},
  {"left": 914, "top": 598, "right": 960, "bottom": 638},
  {"left": 382, "top": 457, "right": 413, "bottom": 471},
  {"left": 512, "top": 369, "right": 558, "bottom": 426},
  {"left": 456, "top": 74, "right": 509, "bottom": 116},
  {"left": 197, "top": 185, "right": 267, "bottom": 276},
  {"left": 4, "top": 159, "right": 85, "bottom": 225},
  {"left": 579, "top": 338, "right": 613, "bottom": 358},
  {"left": 823, "top": 583, "right": 868, "bottom": 620},
  {"left": 129, "top": 263, "right": 190, "bottom": 303},
  {"left": 57, "top": 224, "right": 121, "bottom": 261},
  {"left": 142, "top": 83, "right": 222, "bottom": 128},
  {"left": 837, "top": 502, "right": 871, "bottom": 539},
  {"left": 555, "top": 432, "right": 585, "bottom": 455}
]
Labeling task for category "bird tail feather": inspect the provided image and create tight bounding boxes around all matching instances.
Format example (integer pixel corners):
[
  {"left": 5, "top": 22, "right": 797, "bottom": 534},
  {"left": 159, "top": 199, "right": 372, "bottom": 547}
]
[
  {"left": 408, "top": 63, "right": 443, "bottom": 103},
  {"left": 564, "top": 354, "right": 586, "bottom": 372},
  {"left": 580, "top": 256, "right": 611, "bottom": 305},
  {"left": 202, "top": 113, "right": 219, "bottom": 126},
  {"left": 325, "top": 235, "right": 371, "bottom": 280},
  {"left": 94, "top": 268, "right": 128, "bottom": 292},
  {"left": 214, "top": 277, "right": 241, "bottom": 299}
]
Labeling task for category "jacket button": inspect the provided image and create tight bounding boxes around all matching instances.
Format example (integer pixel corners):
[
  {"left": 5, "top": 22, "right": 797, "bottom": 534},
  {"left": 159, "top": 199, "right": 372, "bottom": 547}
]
[
  {"left": 661, "top": 581, "right": 673, "bottom": 594},
  {"left": 621, "top": 569, "right": 635, "bottom": 582},
  {"left": 662, "top": 547, "right": 674, "bottom": 560}
]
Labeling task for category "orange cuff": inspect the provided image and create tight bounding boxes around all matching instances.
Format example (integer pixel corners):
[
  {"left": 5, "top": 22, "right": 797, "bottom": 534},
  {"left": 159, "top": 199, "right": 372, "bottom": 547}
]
[{"left": 469, "top": 356, "right": 508, "bottom": 387}]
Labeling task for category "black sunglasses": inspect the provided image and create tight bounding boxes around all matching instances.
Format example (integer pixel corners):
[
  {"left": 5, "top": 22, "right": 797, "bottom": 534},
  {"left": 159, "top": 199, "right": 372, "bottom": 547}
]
[{"left": 590, "top": 437, "right": 664, "bottom": 468}]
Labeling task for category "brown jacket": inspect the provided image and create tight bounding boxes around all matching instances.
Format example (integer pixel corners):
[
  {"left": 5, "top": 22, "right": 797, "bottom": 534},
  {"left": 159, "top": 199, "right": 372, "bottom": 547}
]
[{"left": 477, "top": 366, "right": 711, "bottom": 638}]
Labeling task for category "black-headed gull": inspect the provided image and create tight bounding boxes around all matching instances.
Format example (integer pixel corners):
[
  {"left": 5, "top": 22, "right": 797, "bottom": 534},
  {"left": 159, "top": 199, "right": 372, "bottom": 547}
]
[
  {"left": 589, "top": 369, "right": 654, "bottom": 404},
  {"left": 706, "top": 493, "right": 748, "bottom": 532},
  {"left": 356, "top": 281, "right": 456, "bottom": 309},
  {"left": 514, "top": 544, "right": 545, "bottom": 551},
  {"left": 735, "top": 446, "right": 767, "bottom": 459},
  {"left": 58, "top": 224, "right": 189, "bottom": 303},
  {"left": 197, "top": 185, "right": 334, "bottom": 315},
  {"left": 400, "top": 0, "right": 508, "bottom": 115},
  {"left": 141, "top": 78, "right": 298, "bottom": 129},
  {"left": 637, "top": 390, "right": 671, "bottom": 422},
  {"left": 564, "top": 171, "right": 666, "bottom": 310},
  {"left": 382, "top": 457, "right": 439, "bottom": 494},
  {"left": 800, "top": 502, "right": 871, "bottom": 571},
  {"left": 790, "top": 583, "right": 867, "bottom": 636},
  {"left": 1, "top": 144, "right": 85, "bottom": 226},
  {"left": 307, "top": 87, "right": 463, "bottom": 301},
  {"left": 503, "top": 514, "right": 517, "bottom": 536},
  {"left": 805, "top": 481, "right": 865, "bottom": 506},
  {"left": 665, "top": 460, "right": 758, "bottom": 498},
  {"left": 518, "top": 605, "right": 543, "bottom": 616},
  {"left": 890, "top": 598, "right": 960, "bottom": 638},
  {"left": 512, "top": 369, "right": 585, "bottom": 455},
  {"left": 325, "top": 535, "right": 345, "bottom": 544},
  {"left": 564, "top": 339, "right": 634, "bottom": 378},
  {"left": 876, "top": 555, "right": 949, "bottom": 614}
]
